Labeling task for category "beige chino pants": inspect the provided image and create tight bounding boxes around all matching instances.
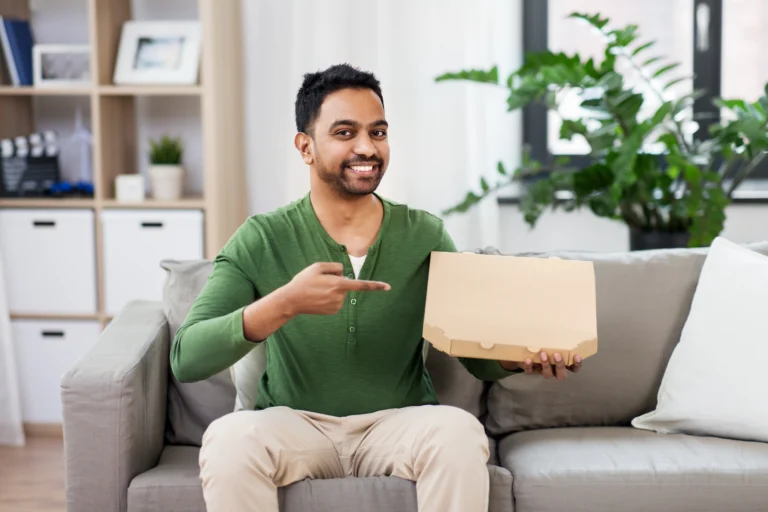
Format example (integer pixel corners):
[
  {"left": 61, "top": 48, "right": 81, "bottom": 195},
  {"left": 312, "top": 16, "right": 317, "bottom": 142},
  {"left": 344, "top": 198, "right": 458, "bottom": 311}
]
[{"left": 199, "top": 404, "right": 490, "bottom": 512}]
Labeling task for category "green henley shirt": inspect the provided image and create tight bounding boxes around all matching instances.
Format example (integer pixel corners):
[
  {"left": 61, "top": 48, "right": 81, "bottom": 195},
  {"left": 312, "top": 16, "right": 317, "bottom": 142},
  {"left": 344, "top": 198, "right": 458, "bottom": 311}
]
[{"left": 171, "top": 193, "right": 517, "bottom": 417}]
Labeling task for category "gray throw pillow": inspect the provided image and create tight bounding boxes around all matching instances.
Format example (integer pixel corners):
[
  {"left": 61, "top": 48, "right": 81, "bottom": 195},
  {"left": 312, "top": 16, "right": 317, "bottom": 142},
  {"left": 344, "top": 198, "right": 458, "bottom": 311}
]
[
  {"left": 160, "top": 259, "right": 236, "bottom": 446},
  {"left": 425, "top": 344, "right": 487, "bottom": 419},
  {"left": 484, "top": 242, "right": 768, "bottom": 436}
]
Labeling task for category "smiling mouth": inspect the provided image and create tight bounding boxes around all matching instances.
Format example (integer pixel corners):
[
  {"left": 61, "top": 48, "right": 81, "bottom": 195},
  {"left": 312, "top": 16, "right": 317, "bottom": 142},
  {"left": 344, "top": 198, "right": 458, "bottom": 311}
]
[{"left": 346, "top": 164, "right": 379, "bottom": 176}]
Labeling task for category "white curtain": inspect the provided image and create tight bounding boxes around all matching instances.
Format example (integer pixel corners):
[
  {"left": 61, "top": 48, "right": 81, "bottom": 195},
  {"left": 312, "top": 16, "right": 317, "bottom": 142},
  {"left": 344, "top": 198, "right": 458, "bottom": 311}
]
[
  {"left": 0, "top": 252, "right": 24, "bottom": 446},
  {"left": 242, "top": 0, "right": 522, "bottom": 251}
]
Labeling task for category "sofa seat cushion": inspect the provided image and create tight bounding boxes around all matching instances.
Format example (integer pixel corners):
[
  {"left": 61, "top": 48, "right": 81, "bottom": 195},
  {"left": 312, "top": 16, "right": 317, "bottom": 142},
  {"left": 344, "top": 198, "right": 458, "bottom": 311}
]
[
  {"left": 128, "top": 446, "right": 515, "bottom": 512},
  {"left": 127, "top": 446, "right": 205, "bottom": 512},
  {"left": 499, "top": 427, "right": 768, "bottom": 512}
]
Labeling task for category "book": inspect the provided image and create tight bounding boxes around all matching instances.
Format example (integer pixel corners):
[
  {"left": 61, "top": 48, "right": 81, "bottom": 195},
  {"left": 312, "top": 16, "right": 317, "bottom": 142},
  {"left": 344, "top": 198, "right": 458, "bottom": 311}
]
[
  {"left": 0, "top": 18, "right": 34, "bottom": 86},
  {"left": 0, "top": 17, "right": 18, "bottom": 85}
]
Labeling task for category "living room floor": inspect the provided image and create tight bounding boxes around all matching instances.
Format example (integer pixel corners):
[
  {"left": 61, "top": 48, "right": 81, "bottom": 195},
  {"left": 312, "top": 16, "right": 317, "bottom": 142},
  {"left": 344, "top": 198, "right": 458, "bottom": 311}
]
[{"left": 0, "top": 437, "right": 65, "bottom": 512}]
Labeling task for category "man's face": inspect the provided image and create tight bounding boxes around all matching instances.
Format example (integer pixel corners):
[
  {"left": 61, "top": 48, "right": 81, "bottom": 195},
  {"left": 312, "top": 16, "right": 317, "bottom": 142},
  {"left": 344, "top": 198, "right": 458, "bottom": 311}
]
[{"left": 300, "top": 88, "right": 389, "bottom": 197}]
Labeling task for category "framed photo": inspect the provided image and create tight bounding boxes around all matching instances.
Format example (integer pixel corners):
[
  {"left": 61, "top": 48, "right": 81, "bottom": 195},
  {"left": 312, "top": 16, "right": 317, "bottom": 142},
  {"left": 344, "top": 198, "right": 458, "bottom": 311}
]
[
  {"left": 32, "top": 44, "right": 91, "bottom": 87},
  {"left": 113, "top": 21, "right": 201, "bottom": 85}
]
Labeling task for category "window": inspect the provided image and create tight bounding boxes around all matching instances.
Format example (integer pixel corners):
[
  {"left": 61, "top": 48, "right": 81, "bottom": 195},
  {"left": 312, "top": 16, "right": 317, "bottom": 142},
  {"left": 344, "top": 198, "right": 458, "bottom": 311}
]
[
  {"left": 721, "top": 0, "right": 768, "bottom": 104},
  {"left": 522, "top": 0, "right": 768, "bottom": 181}
]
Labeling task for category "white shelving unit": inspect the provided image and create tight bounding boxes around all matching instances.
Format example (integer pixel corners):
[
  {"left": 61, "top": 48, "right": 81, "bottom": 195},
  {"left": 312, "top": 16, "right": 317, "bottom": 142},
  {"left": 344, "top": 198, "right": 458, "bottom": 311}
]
[{"left": 0, "top": 0, "right": 247, "bottom": 430}]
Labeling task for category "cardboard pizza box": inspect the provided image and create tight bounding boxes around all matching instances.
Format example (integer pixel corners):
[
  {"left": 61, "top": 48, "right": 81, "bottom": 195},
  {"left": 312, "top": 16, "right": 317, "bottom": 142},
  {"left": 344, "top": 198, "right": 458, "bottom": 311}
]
[{"left": 422, "top": 251, "right": 598, "bottom": 366}]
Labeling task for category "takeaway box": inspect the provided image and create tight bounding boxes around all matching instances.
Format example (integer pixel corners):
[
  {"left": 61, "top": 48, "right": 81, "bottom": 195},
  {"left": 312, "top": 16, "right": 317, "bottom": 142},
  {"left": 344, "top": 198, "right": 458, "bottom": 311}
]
[{"left": 422, "top": 251, "right": 598, "bottom": 366}]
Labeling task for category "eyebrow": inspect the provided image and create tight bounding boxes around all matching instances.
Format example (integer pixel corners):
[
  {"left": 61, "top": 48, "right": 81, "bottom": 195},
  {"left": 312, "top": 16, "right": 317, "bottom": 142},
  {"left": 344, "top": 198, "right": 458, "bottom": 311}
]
[{"left": 329, "top": 119, "right": 389, "bottom": 130}]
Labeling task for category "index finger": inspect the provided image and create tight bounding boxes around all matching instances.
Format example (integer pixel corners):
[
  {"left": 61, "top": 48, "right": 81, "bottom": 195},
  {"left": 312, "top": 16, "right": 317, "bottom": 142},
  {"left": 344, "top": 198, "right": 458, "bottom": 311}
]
[
  {"left": 339, "top": 279, "right": 391, "bottom": 292},
  {"left": 314, "top": 262, "right": 344, "bottom": 276}
]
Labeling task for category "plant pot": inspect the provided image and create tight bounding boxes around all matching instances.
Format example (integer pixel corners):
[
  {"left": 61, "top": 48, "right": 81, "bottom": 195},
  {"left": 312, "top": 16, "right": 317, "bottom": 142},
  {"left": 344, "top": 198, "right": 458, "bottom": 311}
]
[
  {"left": 148, "top": 164, "right": 184, "bottom": 200},
  {"left": 629, "top": 228, "right": 691, "bottom": 251}
]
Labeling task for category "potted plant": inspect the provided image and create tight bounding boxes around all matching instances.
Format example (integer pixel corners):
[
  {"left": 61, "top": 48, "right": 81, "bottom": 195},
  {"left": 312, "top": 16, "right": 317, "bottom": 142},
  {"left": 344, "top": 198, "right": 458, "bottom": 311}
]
[
  {"left": 436, "top": 12, "right": 768, "bottom": 250},
  {"left": 148, "top": 135, "right": 185, "bottom": 200}
]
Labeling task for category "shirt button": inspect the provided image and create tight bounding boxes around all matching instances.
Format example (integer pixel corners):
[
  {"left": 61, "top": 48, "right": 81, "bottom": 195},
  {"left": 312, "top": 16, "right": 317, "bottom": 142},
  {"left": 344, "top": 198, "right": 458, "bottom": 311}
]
[
  {"left": 349, "top": 326, "right": 356, "bottom": 333},
  {"left": 347, "top": 273, "right": 354, "bottom": 278},
  {"left": 350, "top": 299, "right": 357, "bottom": 305}
]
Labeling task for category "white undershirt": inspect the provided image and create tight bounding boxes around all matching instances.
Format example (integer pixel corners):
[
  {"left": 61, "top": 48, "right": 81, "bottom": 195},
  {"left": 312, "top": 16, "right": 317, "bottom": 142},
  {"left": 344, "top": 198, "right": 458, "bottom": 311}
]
[{"left": 349, "top": 254, "right": 367, "bottom": 278}]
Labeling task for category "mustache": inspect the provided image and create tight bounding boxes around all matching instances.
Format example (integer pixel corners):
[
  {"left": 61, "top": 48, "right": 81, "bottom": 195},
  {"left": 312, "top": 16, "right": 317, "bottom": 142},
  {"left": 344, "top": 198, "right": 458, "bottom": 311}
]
[{"left": 341, "top": 156, "right": 383, "bottom": 168}]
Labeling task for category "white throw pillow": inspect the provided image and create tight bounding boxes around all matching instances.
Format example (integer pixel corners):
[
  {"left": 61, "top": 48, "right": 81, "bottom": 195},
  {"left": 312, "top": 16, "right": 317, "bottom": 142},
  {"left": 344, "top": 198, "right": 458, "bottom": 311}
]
[
  {"left": 230, "top": 343, "right": 267, "bottom": 411},
  {"left": 631, "top": 237, "right": 768, "bottom": 442}
]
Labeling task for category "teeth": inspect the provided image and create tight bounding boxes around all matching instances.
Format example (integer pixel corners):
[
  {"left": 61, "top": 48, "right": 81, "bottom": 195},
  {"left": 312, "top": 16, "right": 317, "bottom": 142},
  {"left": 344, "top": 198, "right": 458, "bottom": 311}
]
[{"left": 350, "top": 165, "right": 374, "bottom": 172}]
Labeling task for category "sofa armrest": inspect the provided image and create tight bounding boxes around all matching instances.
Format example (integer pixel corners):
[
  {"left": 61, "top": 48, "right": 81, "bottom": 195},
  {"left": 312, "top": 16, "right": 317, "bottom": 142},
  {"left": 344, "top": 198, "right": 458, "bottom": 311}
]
[{"left": 61, "top": 300, "right": 170, "bottom": 512}]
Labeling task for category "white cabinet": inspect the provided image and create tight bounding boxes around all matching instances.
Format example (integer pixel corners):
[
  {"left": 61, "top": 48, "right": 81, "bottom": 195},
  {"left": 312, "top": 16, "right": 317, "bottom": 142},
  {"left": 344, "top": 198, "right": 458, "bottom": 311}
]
[
  {"left": 0, "top": 209, "right": 97, "bottom": 314},
  {"left": 102, "top": 209, "right": 204, "bottom": 315},
  {"left": 12, "top": 319, "right": 101, "bottom": 423}
]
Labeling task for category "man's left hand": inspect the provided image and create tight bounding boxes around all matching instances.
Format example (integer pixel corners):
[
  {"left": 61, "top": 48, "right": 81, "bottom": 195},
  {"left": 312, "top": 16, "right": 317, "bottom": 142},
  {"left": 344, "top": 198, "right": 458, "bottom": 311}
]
[{"left": 500, "top": 352, "right": 582, "bottom": 380}]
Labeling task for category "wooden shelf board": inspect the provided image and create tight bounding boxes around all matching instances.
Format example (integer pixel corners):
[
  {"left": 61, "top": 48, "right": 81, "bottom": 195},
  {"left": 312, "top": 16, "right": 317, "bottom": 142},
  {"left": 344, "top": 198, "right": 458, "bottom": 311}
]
[
  {"left": 10, "top": 312, "right": 100, "bottom": 321},
  {"left": 0, "top": 86, "right": 94, "bottom": 96},
  {"left": 99, "top": 85, "right": 203, "bottom": 96},
  {"left": 0, "top": 198, "right": 95, "bottom": 208},
  {"left": 101, "top": 198, "right": 205, "bottom": 209}
]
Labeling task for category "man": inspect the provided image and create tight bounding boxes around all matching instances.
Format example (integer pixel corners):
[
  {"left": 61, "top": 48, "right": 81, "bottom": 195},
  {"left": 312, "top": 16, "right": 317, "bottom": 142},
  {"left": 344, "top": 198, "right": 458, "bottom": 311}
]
[{"left": 171, "top": 63, "right": 582, "bottom": 512}]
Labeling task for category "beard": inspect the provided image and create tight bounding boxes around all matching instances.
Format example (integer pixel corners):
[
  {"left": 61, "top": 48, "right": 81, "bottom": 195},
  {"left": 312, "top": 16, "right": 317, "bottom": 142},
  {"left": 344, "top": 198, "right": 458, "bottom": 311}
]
[{"left": 316, "top": 155, "right": 385, "bottom": 197}]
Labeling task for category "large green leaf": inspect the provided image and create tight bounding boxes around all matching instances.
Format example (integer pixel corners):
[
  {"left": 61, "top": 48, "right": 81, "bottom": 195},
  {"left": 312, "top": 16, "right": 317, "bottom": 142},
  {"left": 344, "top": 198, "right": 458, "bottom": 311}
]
[
  {"left": 642, "top": 56, "right": 664, "bottom": 67},
  {"left": 435, "top": 66, "right": 499, "bottom": 84},
  {"left": 614, "top": 93, "right": 644, "bottom": 128},
  {"left": 560, "top": 120, "right": 588, "bottom": 140},
  {"left": 612, "top": 25, "right": 639, "bottom": 48},
  {"left": 573, "top": 163, "right": 614, "bottom": 196},
  {"left": 650, "top": 101, "right": 672, "bottom": 127},
  {"left": 569, "top": 12, "right": 610, "bottom": 31},
  {"left": 714, "top": 98, "right": 748, "bottom": 112},
  {"left": 631, "top": 41, "right": 655, "bottom": 56},
  {"left": 663, "top": 76, "right": 691, "bottom": 91},
  {"left": 652, "top": 63, "right": 680, "bottom": 78},
  {"left": 611, "top": 129, "right": 644, "bottom": 185}
]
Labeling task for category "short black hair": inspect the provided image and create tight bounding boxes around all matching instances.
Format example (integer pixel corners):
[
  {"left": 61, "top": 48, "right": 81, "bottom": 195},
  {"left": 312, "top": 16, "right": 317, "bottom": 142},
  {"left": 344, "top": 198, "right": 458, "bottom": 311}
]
[{"left": 295, "top": 63, "right": 384, "bottom": 134}]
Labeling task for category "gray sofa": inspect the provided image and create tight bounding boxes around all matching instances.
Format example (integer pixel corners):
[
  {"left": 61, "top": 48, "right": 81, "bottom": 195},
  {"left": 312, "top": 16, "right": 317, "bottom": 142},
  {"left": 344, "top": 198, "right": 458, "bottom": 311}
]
[{"left": 61, "top": 243, "right": 768, "bottom": 512}]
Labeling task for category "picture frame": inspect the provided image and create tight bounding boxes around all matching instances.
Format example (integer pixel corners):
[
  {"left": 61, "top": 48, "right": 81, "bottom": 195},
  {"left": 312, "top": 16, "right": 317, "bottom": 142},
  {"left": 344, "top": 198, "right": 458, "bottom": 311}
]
[
  {"left": 32, "top": 44, "right": 91, "bottom": 87},
  {"left": 113, "top": 21, "right": 201, "bottom": 85}
]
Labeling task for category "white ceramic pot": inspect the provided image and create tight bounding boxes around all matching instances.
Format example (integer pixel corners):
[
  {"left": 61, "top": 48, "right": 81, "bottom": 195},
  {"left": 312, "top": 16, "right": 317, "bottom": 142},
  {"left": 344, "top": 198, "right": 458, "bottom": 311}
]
[{"left": 148, "top": 164, "right": 184, "bottom": 200}]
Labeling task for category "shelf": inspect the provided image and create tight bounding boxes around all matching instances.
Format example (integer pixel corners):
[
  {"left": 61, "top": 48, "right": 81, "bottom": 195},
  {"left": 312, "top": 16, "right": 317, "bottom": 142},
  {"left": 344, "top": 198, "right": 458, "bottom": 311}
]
[
  {"left": 0, "top": 86, "right": 94, "bottom": 96},
  {"left": 10, "top": 312, "right": 100, "bottom": 321},
  {"left": 99, "top": 85, "right": 203, "bottom": 96},
  {"left": 101, "top": 197, "right": 205, "bottom": 209},
  {"left": 0, "top": 198, "right": 95, "bottom": 209}
]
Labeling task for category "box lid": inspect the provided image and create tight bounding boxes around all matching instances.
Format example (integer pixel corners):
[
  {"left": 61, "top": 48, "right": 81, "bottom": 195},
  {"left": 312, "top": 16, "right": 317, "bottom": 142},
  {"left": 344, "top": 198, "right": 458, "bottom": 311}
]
[{"left": 423, "top": 251, "right": 598, "bottom": 365}]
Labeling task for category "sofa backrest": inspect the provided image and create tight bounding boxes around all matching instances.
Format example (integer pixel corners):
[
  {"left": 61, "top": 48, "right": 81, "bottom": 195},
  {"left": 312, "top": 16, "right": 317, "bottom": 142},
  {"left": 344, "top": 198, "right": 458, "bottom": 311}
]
[
  {"left": 160, "top": 260, "right": 236, "bottom": 446},
  {"left": 483, "top": 241, "right": 768, "bottom": 436},
  {"left": 160, "top": 259, "right": 487, "bottom": 447}
]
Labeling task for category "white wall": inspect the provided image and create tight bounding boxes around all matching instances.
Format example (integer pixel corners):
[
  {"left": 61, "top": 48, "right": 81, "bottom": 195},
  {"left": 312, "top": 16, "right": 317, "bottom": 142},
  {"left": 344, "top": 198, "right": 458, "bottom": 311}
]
[{"left": 240, "top": 0, "right": 523, "bottom": 251}]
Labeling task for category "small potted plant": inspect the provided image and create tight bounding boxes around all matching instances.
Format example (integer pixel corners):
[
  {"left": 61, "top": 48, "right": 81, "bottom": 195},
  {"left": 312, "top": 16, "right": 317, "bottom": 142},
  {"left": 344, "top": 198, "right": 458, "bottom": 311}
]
[{"left": 148, "top": 135, "right": 184, "bottom": 200}]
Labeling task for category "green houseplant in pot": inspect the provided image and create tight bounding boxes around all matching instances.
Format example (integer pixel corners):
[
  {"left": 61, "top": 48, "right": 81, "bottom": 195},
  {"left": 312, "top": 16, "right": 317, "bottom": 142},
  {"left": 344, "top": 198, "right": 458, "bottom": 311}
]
[
  {"left": 148, "top": 135, "right": 185, "bottom": 201},
  {"left": 436, "top": 12, "right": 768, "bottom": 250}
]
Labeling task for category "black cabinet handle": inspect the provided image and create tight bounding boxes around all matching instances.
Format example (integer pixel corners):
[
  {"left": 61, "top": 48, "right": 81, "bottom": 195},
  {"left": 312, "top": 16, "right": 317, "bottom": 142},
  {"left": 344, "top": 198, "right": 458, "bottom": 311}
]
[
  {"left": 33, "top": 220, "right": 56, "bottom": 227},
  {"left": 141, "top": 222, "right": 164, "bottom": 228},
  {"left": 41, "top": 331, "right": 65, "bottom": 338}
]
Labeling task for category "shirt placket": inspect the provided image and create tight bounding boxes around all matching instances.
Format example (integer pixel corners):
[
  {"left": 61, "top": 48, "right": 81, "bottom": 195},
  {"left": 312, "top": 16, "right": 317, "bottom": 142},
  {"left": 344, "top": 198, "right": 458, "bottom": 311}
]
[{"left": 345, "top": 263, "right": 358, "bottom": 345}]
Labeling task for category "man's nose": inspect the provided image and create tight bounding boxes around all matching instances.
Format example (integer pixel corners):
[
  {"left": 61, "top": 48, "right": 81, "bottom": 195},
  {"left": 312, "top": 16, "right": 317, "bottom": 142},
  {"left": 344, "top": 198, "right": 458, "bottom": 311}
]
[{"left": 354, "top": 134, "right": 376, "bottom": 157}]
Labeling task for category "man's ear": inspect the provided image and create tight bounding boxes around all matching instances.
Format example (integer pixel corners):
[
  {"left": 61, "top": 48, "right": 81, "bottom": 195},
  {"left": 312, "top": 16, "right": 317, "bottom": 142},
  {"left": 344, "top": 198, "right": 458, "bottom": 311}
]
[{"left": 294, "top": 132, "right": 314, "bottom": 165}]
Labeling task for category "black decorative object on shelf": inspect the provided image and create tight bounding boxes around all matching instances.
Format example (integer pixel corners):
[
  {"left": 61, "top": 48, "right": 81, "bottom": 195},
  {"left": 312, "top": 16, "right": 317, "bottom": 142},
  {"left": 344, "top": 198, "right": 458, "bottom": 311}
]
[{"left": 0, "top": 131, "right": 60, "bottom": 197}]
